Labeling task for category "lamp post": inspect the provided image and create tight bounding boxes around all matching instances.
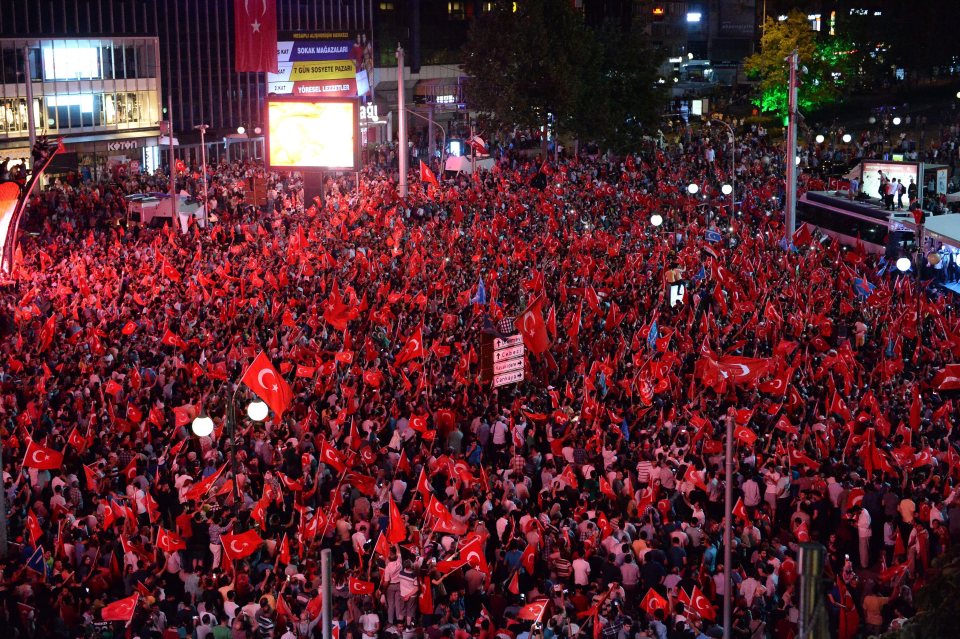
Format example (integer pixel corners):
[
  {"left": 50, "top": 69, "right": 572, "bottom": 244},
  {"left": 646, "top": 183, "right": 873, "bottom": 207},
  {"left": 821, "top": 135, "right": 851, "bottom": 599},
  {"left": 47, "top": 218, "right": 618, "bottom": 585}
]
[
  {"left": 192, "top": 394, "right": 268, "bottom": 515},
  {"left": 710, "top": 119, "right": 737, "bottom": 226},
  {"left": 193, "top": 124, "right": 210, "bottom": 227},
  {"left": 404, "top": 108, "right": 447, "bottom": 174},
  {"left": 397, "top": 45, "right": 408, "bottom": 198}
]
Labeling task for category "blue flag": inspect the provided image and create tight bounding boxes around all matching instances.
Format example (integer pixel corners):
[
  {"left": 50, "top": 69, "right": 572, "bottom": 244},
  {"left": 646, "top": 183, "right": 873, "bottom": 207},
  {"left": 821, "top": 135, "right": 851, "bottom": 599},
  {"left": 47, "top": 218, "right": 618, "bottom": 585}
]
[
  {"left": 470, "top": 276, "right": 486, "bottom": 305},
  {"left": 26, "top": 546, "right": 45, "bottom": 574},
  {"left": 852, "top": 278, "right": 876, "bottom": 298},
  {"left": 647, "top": 321, "right": 658, "bottom": 349},
  {"left": 693, "top": 265, "right": 706, "bottom": 282}
]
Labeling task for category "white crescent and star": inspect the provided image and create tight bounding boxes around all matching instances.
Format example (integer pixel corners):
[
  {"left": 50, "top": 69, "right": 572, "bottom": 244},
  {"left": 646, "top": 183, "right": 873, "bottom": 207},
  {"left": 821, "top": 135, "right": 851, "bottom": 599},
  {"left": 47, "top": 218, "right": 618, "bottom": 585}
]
[
  {"left": 257, "top": 368, "right": 279, "bottom": 391},
  {"left": 523, "top": 313, "right": 535, "bottom": 336},
  {"left": 31, "top": 450, "right": 49, "bottom": 464},
  {"left": 230, "top": 541, "right": 249, "bottom": 556}
]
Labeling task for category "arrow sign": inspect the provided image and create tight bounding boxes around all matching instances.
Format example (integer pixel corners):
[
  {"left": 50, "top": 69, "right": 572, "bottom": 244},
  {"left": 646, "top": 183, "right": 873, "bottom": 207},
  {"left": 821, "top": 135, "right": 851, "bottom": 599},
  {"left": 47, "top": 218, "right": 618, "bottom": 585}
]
[
  {"left": 493, "top": 357, "right": 524, "bottom": 374},
  {"left": 494, "top": 335, "right": 524, "bottom": 350},
  {"left": 493, "top": 369, "right": 524, "bottom": 388},
  {"left": 493, "top": 345, "right": 525, "bottom": 362}
]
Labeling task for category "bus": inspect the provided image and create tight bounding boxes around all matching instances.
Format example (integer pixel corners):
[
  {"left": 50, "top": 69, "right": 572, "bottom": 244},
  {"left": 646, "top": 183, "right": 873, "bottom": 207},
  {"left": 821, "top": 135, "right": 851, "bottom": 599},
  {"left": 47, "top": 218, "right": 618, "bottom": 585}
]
[{"left": 796, "top": 191, "right": 916, "bottom": 255}]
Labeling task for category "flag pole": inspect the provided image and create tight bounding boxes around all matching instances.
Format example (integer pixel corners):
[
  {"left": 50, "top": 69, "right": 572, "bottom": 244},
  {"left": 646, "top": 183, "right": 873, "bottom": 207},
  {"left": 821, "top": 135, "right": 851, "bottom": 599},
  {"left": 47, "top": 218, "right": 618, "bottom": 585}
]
[{"left": 321, "top": 547, "right": 333, "bottom": 639}]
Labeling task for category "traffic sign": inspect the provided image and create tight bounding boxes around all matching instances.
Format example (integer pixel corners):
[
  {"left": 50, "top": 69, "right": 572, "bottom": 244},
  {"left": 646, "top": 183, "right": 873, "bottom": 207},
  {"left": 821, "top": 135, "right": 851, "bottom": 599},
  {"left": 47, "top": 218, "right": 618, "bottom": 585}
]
[
  {"left": 493, "top": 357, "right": 524, "bottom": 374},
  {"left": 493, "top": 345, "right": 524, "bottom": 362},
  {"left": 493, "top": 369, "right": 524, "bottom": 388},
  {"left": 494, "top": 335, "right": 523, "bottom": 350}
]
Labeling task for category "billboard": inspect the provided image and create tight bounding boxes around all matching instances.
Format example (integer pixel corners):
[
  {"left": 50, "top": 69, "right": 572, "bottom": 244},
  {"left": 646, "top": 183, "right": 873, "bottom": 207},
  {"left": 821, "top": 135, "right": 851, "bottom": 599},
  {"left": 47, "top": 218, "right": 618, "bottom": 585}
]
[
  {"left": 860, "top": 161, "right": 919, "bottom": 203},
  {"left": 265, "top": 97, "right": 359, "bottom": 171},
  {"left": 268, "top": 32, "right": 373, "bottom": 98}
]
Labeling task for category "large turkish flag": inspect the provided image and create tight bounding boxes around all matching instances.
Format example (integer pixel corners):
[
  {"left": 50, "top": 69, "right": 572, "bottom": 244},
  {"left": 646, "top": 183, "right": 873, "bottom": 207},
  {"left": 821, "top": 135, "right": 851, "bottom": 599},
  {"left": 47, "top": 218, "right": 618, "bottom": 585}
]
[{"left": 234, "top": 0, "right": 279, "bottom": 73}]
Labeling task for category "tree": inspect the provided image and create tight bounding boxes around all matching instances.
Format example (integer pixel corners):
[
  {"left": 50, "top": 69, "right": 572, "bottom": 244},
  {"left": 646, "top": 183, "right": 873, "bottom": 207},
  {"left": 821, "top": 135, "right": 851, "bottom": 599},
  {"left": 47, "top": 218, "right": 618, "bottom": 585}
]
[
  {"left": 883, "top": 549, "right": 960, "bottom": 639},
  {"left": 744, "top": 10, "right": 855, "bottom": 117},
  {"left": 463, "top": 0, "right": 663, "bottom": 150}
]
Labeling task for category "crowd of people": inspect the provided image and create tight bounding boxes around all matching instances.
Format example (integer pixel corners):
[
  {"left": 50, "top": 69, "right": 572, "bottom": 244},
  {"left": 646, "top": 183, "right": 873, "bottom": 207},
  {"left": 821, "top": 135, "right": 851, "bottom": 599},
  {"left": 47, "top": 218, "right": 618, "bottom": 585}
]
[{"left": 0, "top": 119, "right": 957, "bottom": 639}]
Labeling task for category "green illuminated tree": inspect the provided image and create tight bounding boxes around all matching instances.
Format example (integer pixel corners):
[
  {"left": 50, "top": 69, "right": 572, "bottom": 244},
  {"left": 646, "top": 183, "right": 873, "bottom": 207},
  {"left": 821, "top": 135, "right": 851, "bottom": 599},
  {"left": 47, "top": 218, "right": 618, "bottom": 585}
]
[{"left": 744, "top": 10, "right": 855, "bottom": 117}]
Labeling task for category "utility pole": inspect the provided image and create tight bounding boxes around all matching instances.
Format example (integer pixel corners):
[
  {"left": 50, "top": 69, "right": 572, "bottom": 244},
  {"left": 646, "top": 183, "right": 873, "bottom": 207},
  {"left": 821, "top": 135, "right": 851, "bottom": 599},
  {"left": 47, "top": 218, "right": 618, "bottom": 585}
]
[
  {"left": 321, "top": 548, "right": 332, "bottom": 639},
  {"left": 397, "top": 45, "right": 408, "bottom": 198},
  {"left": 167, "top": 95, "right": 177, "bottom": 217},
  {"left": 194, "top": 124, "right": 210, "bottom": 227},
  {"left": 23, "top": 47, "right": 36, "bottom": 171},
  {"left": 784, "top": 50, "right": 799, "bottom": 248}
]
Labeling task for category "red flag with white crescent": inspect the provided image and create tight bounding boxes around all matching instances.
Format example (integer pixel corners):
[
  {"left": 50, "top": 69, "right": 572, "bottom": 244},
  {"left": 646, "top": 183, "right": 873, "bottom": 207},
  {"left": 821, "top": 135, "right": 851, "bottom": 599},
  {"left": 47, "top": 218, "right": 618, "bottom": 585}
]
[
  {"left": 22, "top": 439, "right": 63, "bottom": 470},
  {"left": 241, "top": 351, "right": 293, "bottom": 418},
  {"left": 220, "top": 529, "right": 264, "bottom": 561},
  {"left": 101, "top": 593, "right": 140, "bottom": 622}
]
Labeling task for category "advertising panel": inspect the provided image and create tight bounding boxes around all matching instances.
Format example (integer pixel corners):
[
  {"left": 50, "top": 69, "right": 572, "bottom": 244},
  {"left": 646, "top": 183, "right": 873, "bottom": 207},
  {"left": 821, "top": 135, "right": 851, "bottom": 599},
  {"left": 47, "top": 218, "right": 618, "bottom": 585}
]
[
  {"left": 265, "top": 97, "right": 359, "bottom": 171},
  {"left": 268, "top": 32, "right": 372, "bottom": 98}
]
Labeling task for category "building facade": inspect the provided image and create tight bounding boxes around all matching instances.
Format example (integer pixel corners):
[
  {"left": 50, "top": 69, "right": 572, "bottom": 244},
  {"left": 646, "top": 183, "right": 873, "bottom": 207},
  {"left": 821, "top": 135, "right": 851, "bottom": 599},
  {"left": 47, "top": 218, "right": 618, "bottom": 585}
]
[{"left": 0, "top": 1, "right": 373, "bottom": 172}]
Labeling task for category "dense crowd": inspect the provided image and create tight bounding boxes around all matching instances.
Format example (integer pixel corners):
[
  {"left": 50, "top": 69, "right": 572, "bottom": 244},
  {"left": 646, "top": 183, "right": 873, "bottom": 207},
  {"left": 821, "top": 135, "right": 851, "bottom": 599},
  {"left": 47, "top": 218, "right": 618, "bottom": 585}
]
[{"left": 0, "top": 120, "right": 956, "bottom": 639}]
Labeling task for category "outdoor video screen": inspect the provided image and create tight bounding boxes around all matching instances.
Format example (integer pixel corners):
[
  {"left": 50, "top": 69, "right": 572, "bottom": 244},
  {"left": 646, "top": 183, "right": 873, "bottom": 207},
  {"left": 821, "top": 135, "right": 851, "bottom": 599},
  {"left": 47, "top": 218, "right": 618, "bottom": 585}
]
[
  {"left": 860, "top": 161, "right": 919, "bottom": 202},
  {"left": 265, "top": 98, "right": 359, "bottom": 171}
]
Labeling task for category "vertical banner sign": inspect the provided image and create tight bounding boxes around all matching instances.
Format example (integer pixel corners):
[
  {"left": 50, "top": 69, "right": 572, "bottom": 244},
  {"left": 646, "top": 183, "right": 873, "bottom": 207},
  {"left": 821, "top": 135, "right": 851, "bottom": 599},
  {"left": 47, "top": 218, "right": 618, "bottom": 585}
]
[
  {"left": 234, "top": 0, "right": 279, "bottom": 73},
  {"left": 269, "top": 32, "right": 369, "bottom": 97}
]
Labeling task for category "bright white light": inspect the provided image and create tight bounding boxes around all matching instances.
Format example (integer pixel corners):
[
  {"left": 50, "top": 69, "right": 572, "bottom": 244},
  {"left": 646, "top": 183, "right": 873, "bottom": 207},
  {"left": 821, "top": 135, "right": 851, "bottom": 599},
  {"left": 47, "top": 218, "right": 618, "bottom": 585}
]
[
  {"left": 43, "top": 46, "right": 100, "bottom": 80},
  {"left": 956, "top": 91, "right": 960, "bottom": 99},
  {"left": 815, "top": 134, "right": 825, "bottom": 144},
  {"left": 237, "top": 126, "right": 246, "bottom": 135},
  {"left": 896, "top": 257, "right": 911, "bottom": 272},
  {"left": 721, "top": 184, "right": 733, "bottom": 195},
  {"left": 892, "top": 117, "right": 901, "bottom": 126},
  {"left": 247, "top": 401, "right": 269, "bottom": 422},
  {"left": 254, "top": 126, "right": 263, "bottom": 135},
  {"left": 650, "top": 214, "right": 663, "bottom": 227},
  {"left": 46, "top": 94, "right": 95, "bottom": 112},
  {"left": 687, "top": 12, "right": 701, "bottom": 22},
  {"left": 191, "top": 415, "right": 214, "bottom": 437},
  {"left": 687, "top": 183, "right": 699, "bottom": 194},
  {"left": 868, "top": 116, "right": 876, "bottom": 124},
  {"left": 842, "top": 134, "right": 852, "bottom": 143},
  {"left": 796, "top": 156, "right": 801, "bottom": 165},
  {"left": 688, "top": 52, "right": 694, "bottom": 60}
]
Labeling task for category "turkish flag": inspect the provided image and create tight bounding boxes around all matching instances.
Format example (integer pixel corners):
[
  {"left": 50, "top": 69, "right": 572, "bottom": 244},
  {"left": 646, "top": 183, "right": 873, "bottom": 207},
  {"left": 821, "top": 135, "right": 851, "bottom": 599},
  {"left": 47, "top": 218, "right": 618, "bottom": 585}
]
[
  {"left": 458, "top": 533, "right": 489, "bottom": 574},
  {"left": 793, "top": 222, "right": 812, "bottom": 247},
  {"left": 160, "top": 328, "right": 184, "bottom": 349},
  {"left": 67, "top": 427, "right": 87, "bottom": 451},
  {"left": 514, "top": 294, "right": 550, "bottom": 354},
  {"left": 101, "top": 593, "right": 140, "bottom": 622},
  {"left": 122, "top": 321, "right": 137, "bottom": 335},
  {"left": 38, "top": 315, "right": 55, "bottom": 353},
  {"left": 26, "top": 510, "right": 42, "bottom": 545},
  {"left": 518, "top": 599, "right": 549, "bottom": 621},
  {"left": 394, "top": 324, "right": 425, "bottom": 366},
  {"left": 933, "top": 364, "right": 960, "bottom": 391},
  {"left": 234, "top": 0, "right": 278, "bottom": 73},
  {"left": 221, "top": 529, "right": 263, "bottom": 561},
  {"left": 716, "top": 355, "right": 770, "bottom": 385},
  {"left": 733, "top": 425, "right": 758, "bottom": 447},
  {"left": 156, "top": 527, "right": 187, "bottom": 552},
  {"left": 521, "top": 542, "right": 537, "bottom": 574},
  {"left": 420, "top": 160, "right": 439, "bottom": 187},
  {"left": 640, "top": 588, "right": 669, "bottom": 616},
  {"left": 319, "top": 440, "right": 346, "bottom": 472},
  {"left": 732, "top": 497, "right": 750, "bottom": 522},
  {"left": 387, "top": 495, "right": 406, "bottom": 543},
  {"left": 910, "top": 386, "right": 922, "bottom": 431},
  {"left": 688, "top": 586, "right": 716, "bottom": 621},
  {"left": 241, "top": 351, "right": 293, "bottom": 418},
  {"left": 279, "top": 533, "right": 291, "bottom": 564},
  {"left": 348, "top": 577, "right": 376, "bottom": 596},
  {"left": 22, "top": 440, "right": 63, "bottom": 470}
]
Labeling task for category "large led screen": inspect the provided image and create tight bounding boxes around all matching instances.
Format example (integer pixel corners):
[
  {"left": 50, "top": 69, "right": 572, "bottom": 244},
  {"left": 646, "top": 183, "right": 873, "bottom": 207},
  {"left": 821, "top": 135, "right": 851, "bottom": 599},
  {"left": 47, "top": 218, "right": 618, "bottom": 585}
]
[
  {"left": 43, "top": 46, "right": 101, "bottom": 80},
  {"left": 860, "top": 161, "right": 919, "bottom": 203},
  {"left": 265, "top": 98, "right": 359, "bottom": 171}
]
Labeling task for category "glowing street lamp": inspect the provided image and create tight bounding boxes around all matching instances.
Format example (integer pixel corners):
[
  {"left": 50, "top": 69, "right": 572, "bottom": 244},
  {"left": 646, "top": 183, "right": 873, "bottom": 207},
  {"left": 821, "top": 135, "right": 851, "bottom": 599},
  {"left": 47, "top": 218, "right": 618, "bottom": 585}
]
[
  {"left": 687, "top": 183, "right": 699, "bottom": 194},
  {"left": 842, "top": 134, "right": 852, "bottom": 143},
  {"left": 721, "top": 184, "right": 733, "bottom": 195},
  {"left": 650, "top": 213, "right": 663, "bottom": 227},
  {"left": 896, "top": 257, "right": 911, "bottom": 272},
  {"left": 815, "top": 134, "right": 825, "bottom": 144},
  {"left": 247, "top": 401, "right": 269, "bottom": 422},
  {"left": 191, "top": 415, "right": 214, "bottom": 437}
]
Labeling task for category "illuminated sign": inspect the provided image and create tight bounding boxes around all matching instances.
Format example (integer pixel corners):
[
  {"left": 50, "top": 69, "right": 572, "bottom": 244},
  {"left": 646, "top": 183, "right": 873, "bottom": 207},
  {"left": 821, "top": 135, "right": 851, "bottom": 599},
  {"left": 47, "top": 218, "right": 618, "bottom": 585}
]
[
  {"left": 859, "top": 161, "right": 918, "bottom": 204},
  {"left": 652, "top": 7, "right": 664, "bottom": 15},
  {"left": 435, "top": 94, "right": 456, "bottom": 104},
  {"left": 43, "top": 46, "right": 101, "bottom": 80},
  {"left": 686, "top": 11, "right": 702, "bottom": 23},
  {"left": 265, "top": 97, "right": 359, "bottom": 171},
  {"left": 269, "top": 32, "right": 370, "bottom": 98}
]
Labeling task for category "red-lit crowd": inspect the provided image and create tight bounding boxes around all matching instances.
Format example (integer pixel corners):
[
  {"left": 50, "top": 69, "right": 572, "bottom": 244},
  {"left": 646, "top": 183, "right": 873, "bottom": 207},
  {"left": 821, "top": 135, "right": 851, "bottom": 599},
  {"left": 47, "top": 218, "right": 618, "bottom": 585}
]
[{"left": 0, "top": 121, "right": 956, "bottom": 639}]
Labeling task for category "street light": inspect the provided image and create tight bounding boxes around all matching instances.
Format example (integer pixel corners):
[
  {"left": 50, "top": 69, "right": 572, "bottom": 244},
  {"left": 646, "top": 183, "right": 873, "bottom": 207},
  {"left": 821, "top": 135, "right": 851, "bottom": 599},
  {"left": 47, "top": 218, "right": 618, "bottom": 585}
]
[
  {"left": 247, "top": 401, "right": 269, "bottom": 422},
  {"left": 193, "top": 124, "right": 210, "bottom": 228},
  {"left": 892, "top": 116, "right": 902, "bottom": 126},
  {"left": 650, "top": 213, "right": 663, "bottom": 227},
  {"left": 815, "top": 134, "right": 825, "bottom": 144},
  {"left": 687, "top": 183, "right": 699, "bottom": 194},
  {"left": 721, "top": 184, "right": 733, "bottom": 195},
  {"left": 896, "top": 257, "right": 911, "bottom": 272},
  {"left": 237, "top": 126, "right": 246, "bottom": 135},
  {"left": 842, "top": 133, "right": 852, "bottom": 144},
  {"left": 191, "top": 414, "right": 215, "bottom": 437}
]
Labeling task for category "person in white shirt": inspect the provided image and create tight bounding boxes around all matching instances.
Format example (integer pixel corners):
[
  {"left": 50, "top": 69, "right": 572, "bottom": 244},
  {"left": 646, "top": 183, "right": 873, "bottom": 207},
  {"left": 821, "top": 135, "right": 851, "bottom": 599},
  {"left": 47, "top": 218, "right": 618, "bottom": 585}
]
[
  {"left": 856, "top": 506, "right": 873, "bottom": 569},
  {"left": 572, "top": 551, "right": 591, "bottom": 586},
  {"left": 742, "top": 474, "right": 761, "bottom": 509},
  {"left": 359, "top": 611, "right": 380, "bottom": 639}
]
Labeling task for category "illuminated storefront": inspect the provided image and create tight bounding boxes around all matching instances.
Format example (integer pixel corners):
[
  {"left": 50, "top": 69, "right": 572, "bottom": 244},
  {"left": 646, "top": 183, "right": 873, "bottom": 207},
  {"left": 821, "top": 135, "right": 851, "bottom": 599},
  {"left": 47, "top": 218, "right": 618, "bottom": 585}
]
[{"left": 0, "top": 37, "right": 161, "bottom": 178}]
